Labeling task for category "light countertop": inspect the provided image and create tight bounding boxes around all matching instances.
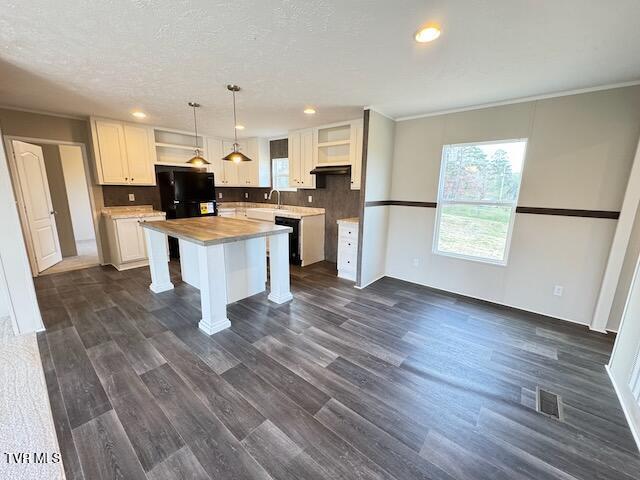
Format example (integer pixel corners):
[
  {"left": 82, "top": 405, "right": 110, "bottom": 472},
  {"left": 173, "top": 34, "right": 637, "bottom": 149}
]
[
  {"left": 337, "top": 217, "right": 359, "bottom": 225},
  {"left": 102, "top": 205, "right": 165, "bottom": 219},
  {"left": 141, "top": 216, "right": 292, "bottom": 246},
  {"left": 218, "top": 202, "right": 325, "bottom": 218}
]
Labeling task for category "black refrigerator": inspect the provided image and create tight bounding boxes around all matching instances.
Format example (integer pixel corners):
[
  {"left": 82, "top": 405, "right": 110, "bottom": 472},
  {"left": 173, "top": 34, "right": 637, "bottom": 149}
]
[{"left": 157, "top": 170, "right": 217, "bottom": 258}]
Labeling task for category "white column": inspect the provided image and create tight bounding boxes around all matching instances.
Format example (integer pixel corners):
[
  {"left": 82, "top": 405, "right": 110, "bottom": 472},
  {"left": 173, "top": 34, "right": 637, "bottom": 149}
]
[
  {"left": 197, "top": 243, "right": 231, "bottom": 335},
  {"left": 268, "top": 232, "right": 293, "bottom": 304},
  {"left": 144, "top": 229, "right": 174, "bottom": 293}
]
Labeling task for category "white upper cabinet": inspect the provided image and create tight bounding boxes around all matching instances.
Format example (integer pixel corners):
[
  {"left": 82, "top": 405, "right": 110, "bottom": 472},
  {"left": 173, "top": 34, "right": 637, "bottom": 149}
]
[
  {"left": 93, "top": 119, "right": 129, "bottom": 184},
  {"left": 349, "top": 120, "right": 364, "bottom": 190},
  {"left": 91, "top": 118, "right": 157, "bottom": 185},
  {"left": 315, "top": 122, "right": 352, "bottom": 166},
  {"left": 288, "top": 128, "right": 315, "bottom": 189},
  {"left": 123, "top": 124, "right": 156, "bottom": 185},
  {"left": 205, "top": 137, "right": 224, "bottom": 186},
  {"left": 216, "top": 138, "right": 270, "bottom": 187},
  {"left": 288, "top": 118, "right": 363, "bottom": 190}
]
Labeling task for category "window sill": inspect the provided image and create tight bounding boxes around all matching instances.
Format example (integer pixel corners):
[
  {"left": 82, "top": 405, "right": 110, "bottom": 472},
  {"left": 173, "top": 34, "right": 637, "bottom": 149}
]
[{"left": 433, "top": 249, "right": 508, "bottom": 267}]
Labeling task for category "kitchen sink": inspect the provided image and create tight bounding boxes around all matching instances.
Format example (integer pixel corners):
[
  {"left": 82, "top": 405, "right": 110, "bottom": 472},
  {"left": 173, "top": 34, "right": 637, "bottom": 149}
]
[{"left": 245, "top": 207, "right": 290, "bottom": 222}]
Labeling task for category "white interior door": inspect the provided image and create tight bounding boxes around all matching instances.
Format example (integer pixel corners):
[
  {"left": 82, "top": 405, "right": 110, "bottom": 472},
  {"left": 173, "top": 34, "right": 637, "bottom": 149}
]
[{"left": 12, "top": 141, "right": 63, "bottom": 272}]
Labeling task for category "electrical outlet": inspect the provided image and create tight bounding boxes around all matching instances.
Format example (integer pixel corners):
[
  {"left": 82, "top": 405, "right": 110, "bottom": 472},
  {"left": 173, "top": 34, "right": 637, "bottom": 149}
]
[
  {"left": 218, "top": 192, "right": 223, "bottom": 199},
  {"left": 244, "top": 192, "right": 249, "bottom": 199},
  {"left": 264, "top": 193, "right": 268, "bottom": 199},
  {"left": 412, "top": 258, "right": 420, "bottom": 267},
  {"left": 128, "top": 193, "right": 135, "bottom": 202},
  {"left": 307, "top": 195, "right": 313, "bottom": 203},
  {"left": 553, "top": 285, "right": 564, "bottom": 297}
]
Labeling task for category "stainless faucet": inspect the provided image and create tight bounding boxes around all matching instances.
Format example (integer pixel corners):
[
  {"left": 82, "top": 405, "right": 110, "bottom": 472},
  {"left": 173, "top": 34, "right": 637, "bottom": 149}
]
[{"left": 268, "top": 188, "right": 282, "bottom": 209}]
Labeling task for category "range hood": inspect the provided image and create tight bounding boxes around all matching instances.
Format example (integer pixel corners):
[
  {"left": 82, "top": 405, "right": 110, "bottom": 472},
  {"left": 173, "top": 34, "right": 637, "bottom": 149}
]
[{"left": 309, "top": 165, "right": 351, "bottom": 175}]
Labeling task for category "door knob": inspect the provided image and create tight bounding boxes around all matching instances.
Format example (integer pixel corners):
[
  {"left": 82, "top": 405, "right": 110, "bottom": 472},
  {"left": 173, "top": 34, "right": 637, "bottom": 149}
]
[{"left": 50, "top": 210, "right": 57, "bottom": 215}]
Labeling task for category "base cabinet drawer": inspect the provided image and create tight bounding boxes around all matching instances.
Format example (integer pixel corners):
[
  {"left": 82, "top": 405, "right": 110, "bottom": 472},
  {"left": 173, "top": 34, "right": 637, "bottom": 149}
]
[
  {"left": 337, "top": 221, "right": 359, "bottom": 281},
  {"left": 339, "top": 224, "right": 358, "bottom": 240}
]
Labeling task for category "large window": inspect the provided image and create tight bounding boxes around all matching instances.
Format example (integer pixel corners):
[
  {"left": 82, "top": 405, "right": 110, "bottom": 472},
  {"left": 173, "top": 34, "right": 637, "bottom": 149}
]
[
  {"left": 272, "top": 157, "right": 296, "bottom": 191},
  {"left": 434, "top": 139, "right": 527, "bottom": 264}
]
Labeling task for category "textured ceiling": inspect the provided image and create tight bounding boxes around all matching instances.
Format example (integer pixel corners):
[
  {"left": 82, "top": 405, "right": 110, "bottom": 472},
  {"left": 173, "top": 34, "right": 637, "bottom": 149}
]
[{"left": 1, "top": 0, "right": 639, "bottom": 137}]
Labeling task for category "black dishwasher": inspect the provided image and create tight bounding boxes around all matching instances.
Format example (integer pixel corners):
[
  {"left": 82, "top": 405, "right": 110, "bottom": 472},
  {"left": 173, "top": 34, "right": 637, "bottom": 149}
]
[{"left": 274, "top": 216, "right": 301, "bottom": 265}]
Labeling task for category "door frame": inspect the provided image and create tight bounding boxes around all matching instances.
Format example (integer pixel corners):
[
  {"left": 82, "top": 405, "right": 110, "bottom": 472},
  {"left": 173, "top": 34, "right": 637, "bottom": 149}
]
[{"left": 3, "top": 135, "right": 104, "bottom": 275}]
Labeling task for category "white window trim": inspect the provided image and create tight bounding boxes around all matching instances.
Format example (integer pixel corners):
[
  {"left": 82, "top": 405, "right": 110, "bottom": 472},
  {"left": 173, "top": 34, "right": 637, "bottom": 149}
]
[
  {"left": 271, "top": 157, "right": 297, "bottom": 192},
  {"left": 432, "top": 138, "right": 528, "bottom": 266}
]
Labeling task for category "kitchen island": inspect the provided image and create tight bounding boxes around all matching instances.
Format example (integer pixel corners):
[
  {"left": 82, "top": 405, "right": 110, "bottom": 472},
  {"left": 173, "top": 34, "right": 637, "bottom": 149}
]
[{"left": 141, "top": 216, "right": 293, "bottom": 335}]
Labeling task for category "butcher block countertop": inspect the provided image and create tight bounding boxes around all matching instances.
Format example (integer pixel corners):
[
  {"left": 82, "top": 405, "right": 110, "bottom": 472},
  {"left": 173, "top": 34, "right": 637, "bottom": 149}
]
[{"left": 140, "top": 216, "right": 292, "bottom": 246}]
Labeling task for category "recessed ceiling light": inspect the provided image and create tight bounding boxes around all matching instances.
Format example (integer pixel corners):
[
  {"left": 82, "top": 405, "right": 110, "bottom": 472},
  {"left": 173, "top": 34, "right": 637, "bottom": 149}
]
[
  {"left": 415, "top": 24, "right": 441, "bottom": 43},
  {"left": 304, "top": 108, "right": 316, "bottom": 115},
  {"left": 235, "top": 124, "right": 245, "bottom": 130},
  {"left": 131, "top": 111, "right": 147, "bottom": 118}
]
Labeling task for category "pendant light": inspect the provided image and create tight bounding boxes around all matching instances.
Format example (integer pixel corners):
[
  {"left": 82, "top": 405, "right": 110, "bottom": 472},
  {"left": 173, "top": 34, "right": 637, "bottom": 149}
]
[
  {"left": 222, "top": 85, "right": 252, "bottom": 163},
  {"left": 186, "top": 101, "right": 209, "bottom": 166}
]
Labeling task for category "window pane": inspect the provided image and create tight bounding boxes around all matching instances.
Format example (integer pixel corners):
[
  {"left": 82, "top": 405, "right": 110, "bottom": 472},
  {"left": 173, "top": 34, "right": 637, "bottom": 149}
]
[
  {"left": 275, "top": 175, "right": 289, "bottom": 189},
  {"left": 441, "top": 141, "right": 526, "bottom": 203},
  {"left": 436, "top": 204, "right": 512, "bottom": 261}
]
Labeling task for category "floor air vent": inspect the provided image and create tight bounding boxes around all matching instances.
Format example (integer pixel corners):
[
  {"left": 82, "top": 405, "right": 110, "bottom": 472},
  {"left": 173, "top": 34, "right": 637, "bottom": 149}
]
[{"left": 536, "top": 387, "right": 564, "bottom": 420}]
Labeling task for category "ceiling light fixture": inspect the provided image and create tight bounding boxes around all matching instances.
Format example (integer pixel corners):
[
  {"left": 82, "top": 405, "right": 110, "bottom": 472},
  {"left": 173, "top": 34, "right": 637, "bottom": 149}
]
[
  {"left": 186, "top": 101, "right": 209, "bottom": 166},
  {"left": 303, "top": 107, "right": 316, "bottom": 115},
  {"left": 222, "top": 85, "right": 252, "bottom": 163},
  {"left": 131, "top": 111, "right": 147, "bottom": 119},
  {"left": 415, "top": 24, "right": 441, "bottom": 43},
  {"left": 235, "top": 124, "right": 245, "bottom": 130}
]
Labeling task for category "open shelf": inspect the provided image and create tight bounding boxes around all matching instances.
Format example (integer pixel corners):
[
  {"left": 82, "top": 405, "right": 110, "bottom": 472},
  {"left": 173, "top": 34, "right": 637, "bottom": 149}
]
[
  {"left": 316, "top": 139, "right": 350, "bottom": 148},
  {"left": 317, "top": 124, "right": 351, "bottom": 144},
  {"left": 155, "top": 142, "right": 199, "bottom": 151}
]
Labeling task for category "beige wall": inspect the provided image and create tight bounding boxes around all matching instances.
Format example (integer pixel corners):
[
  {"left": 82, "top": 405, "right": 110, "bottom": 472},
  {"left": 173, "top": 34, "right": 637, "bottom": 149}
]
[
  {"left": 0, "top": 108, "right": 90, "bottom": 145},
  {"left": 381, "top": 86, "right": 640, "bottom": 325},
  {"left": 359, "top": 110, "right": 395, "bottom": 287},
  {"left": 0, "top": 108, "right": 105, "bottom": 267}
]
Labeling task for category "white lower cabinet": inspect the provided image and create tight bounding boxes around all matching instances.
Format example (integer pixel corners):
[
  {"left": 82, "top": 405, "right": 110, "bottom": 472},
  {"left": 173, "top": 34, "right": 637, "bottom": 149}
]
[
  {"left": 337, "top": 219, "right": 359, "bottom": 281},
  {"left": 105, "top": 213, "right": 166, "bottom": 270}
]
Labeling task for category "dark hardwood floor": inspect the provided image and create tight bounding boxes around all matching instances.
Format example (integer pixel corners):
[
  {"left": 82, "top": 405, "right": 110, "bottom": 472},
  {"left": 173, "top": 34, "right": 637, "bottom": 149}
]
[{"left": 35, "top": 260, "right": 639, "bottom": 480}]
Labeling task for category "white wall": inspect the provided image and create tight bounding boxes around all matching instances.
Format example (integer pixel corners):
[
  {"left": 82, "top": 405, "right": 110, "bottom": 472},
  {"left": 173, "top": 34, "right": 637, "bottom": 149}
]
[
  {"left": 359, "top": 110, "right": 395, "bottom": 287},
  {"left": 59, "top": 144, "right": 95, "bottom": 242},
  {"left": 608, "top": 254, "right": 640, "bottom": 449},
  {"left": 381, "top": 86, "right": 640, "bottom": 325}
]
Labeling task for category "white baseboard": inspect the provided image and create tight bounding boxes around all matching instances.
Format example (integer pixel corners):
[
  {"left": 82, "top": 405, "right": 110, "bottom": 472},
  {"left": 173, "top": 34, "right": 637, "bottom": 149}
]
[
  {"left": 355, "top": 273, "right": 385, "bottom": 290},
  {"left": 606, "top": 365, "right": 640, "bottom": 451}
]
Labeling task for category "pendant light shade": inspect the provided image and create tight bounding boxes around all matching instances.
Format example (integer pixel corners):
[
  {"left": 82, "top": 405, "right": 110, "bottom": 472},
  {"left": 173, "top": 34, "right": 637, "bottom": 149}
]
[
  {"left": 222, "top": 147, "right": 252, "bottom": 163},
  {"left": 187, "top": 101, "right": 209, "bottom": 166},
  {"left": 222, "top": 85, "right": 252, "bottom": 162}
]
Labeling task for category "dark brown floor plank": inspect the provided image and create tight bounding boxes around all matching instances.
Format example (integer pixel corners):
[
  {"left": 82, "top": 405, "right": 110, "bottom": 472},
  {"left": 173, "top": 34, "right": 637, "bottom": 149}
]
[
  {"left": 36, "top": 260, "right": 640, "bottom": 480},
  {"left": 142, "top": 363, "right": 271, "bottom": 480},
  {"left": 72, "top": 410, "right": 147, "bottom": 480},
  {"left": 222, "top": 363, "right": 396, "bottom": 480},
  {"left": 147, "top": 446, "right": 210, "bottom": 480},
  {"left": 46, "top": 327, "right": 112, "bottom": 429},
  {"left": 149, "top": 330, "right": 265, "bottom": 440}
]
